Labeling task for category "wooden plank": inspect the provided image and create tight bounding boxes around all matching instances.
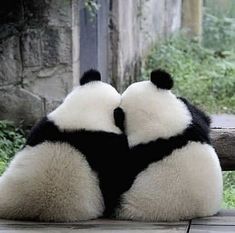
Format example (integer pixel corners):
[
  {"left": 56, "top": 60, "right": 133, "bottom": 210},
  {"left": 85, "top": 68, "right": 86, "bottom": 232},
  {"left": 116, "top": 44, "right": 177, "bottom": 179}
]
[
  {"left": 0, "top": 226, "right": 188, "bottom": 233},
  {"left": 0, "top": 230, "right": 186, "bottom": 233},
  {"left": 211, "top": 129, "right": 235, "bottom": 171},
  {"left": 0, "top": 219, "right": 188, "bottom": 226},
  {"left": 0, "top": 219, "right": 190, "bottom": 233},
  {"left": 189, "top": 225, "right": 235, "bottom": 233},
  {"left": 190, "top": 209, "right": 235, "bottom": 232},
  {"left": 191, "top": 210, "right": 235, "bottom": 226}
]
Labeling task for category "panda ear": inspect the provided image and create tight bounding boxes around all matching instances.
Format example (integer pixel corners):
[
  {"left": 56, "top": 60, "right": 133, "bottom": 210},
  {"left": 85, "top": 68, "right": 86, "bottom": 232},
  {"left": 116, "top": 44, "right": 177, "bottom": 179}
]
[
  {"left": 80, "top": 69, "right": 101, "bottom": 85},
  {"left": 150, "top": 69, "right": 174, "bottom": 90},
  {"left": 114, "top": 107, "right": 125, "bottom": 132}
]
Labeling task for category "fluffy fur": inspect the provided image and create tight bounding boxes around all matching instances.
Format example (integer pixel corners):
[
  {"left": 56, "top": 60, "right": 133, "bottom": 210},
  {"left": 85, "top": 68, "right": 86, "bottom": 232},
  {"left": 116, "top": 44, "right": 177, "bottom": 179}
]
[
  {"left": 0, "top": 143, "right": 103, "bottom": 221},
  {"left": 116, "top": 70, "right": 223, "bottom": 221},
  {"left": 0, "top": 70, "right": 127, "bottom": 221},
  {"left": 120, "top": 81, "right": 192, "bottom": 147},
  {"left": 117, "top": 142, "right": 222, "bottom": 221}
]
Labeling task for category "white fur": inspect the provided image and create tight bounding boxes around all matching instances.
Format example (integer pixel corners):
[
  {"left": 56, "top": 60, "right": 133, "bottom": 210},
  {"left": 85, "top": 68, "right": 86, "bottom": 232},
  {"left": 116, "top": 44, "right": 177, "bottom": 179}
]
[
  {"left": 0, "top": 142, "right": 104, "bottom": 221},
  {"left": 118, "top": 80, "right": 223, "bottom": 221},
  {"left": 120, "top": 81, "right": 192, "bottom": 147},
  {"left": 117, "top": 142, "right": 223, "bottom": 221},
  {"left": 49, "top": 82, "right": 122, "bottom": 134}
]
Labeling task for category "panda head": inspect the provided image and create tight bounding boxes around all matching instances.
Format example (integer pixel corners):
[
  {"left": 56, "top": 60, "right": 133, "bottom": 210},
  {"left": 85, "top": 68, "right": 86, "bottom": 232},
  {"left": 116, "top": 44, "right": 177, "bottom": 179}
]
[
  {"left": 49, "top": 69, "right": 122, "bottom": 133},
  {"left": 120, "top": 69, "right": 193, "bottom": 147}
]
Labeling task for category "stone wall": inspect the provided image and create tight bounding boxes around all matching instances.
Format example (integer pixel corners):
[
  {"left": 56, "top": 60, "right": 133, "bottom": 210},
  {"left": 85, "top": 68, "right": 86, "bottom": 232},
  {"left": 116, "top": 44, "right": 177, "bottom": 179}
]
[
  {"left": 0, "top": 0, "right": 182, "bottom": 127},
  {"left": 0, "top": 0, "right": 74, "bottom": 128}
]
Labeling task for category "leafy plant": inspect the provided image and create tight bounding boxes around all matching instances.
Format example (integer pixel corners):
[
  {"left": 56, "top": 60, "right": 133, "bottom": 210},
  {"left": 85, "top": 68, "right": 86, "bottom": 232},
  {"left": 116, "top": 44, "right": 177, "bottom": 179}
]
[
  {"left": 84, "top": 0, "right": 100, "bottom": 20},
  {"left": 0, "top": 121, "right": 26, "bottom": 175},
  {"left": 142, "top": 34, "right": 235, "bottom": 114},
  {"left": 203, "top": 11, "right": 235, "bottom": 51},
  {"left": 223, "top": 171, "right": 235, "bottom": 208}
]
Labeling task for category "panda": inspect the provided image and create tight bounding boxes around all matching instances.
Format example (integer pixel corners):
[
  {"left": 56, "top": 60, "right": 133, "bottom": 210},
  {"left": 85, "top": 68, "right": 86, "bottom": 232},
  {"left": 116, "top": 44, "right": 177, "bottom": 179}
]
[
  {"left": 115, "top": 69, "right": 223, "bottom": 221},
  {"left": 0, "top": 69, "right": 128, "bottom": 221}
]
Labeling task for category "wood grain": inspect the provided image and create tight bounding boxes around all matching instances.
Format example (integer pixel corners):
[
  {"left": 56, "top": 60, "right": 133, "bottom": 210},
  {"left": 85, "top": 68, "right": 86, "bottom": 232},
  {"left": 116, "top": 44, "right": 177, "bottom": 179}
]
[
  {"left": 211, "top": 128, "right": 235, "bottom": 171},
  {"left": 189, "top": 225, "right": 235, "bottom": 233},
  {"left": 190, "top": 210, "right": 235, "bottom": 232},
  {"left": 0, "top": 219, "right": 189, "bottom": 232},
  {"left": 192, "top": 210, "right": 235, "bottom": 226},
  {"left": 1, "top": 210, "right": 235, "bottom": 232}
]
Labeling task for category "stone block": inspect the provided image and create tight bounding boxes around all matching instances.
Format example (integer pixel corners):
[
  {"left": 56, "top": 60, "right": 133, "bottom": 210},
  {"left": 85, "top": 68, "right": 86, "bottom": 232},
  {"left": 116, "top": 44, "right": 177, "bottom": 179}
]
[
  {"left": 0, "top": 86, "right": 44, "bottom": 127},
  {"left": 0, "top": 36, "right": 21, "bottom": 85},
  {"left": 21, "top": 29, "right": 42, "bottom": 67},
  {"left": 41, "top": 27, "right": 60, "bottom": 66},
  {"left": 41, "top": 27, "right": 72, "bottom": 67},
  {"left": 23, "top": 65, "right": 73, "bottom": 100},
  {"left": 47, "top": 0, "right": 72, "bottom": 27},
  {"left": 0, "top": 0, "right": 23, "bottom": 25},
  {"left": 58, "top": 27, "right": 72, "bottom": 65},
  {"left": 23, "top": 0, "right": 49, "bottom": 27},
  {"left": 23, "top": 0, "right": 72, "bottom": 27}
]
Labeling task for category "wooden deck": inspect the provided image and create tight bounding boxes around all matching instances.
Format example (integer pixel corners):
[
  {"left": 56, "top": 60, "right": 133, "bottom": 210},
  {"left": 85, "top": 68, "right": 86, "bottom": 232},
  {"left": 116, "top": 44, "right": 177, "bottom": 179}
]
[{"left": 0, "top": 210, "right": 234, "bottom": 232}]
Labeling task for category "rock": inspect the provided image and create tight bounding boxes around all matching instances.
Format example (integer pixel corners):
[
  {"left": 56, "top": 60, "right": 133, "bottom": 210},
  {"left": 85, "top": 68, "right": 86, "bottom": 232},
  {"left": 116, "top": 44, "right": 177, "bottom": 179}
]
[
  {"left": 45, "top": 99, "right": 63, "bottom": 114},
  {"left": 47, "top": 0, "right": 72, "bottom": 27},
  {"left": 0, "top": 86, "right": 44, "bottom": 127},
  {"left": 41, "top": 26, "right": 72, "bottom": 67},
  {"left": 0, "top": 0, "right": 22, "bottom": 25},
  {"left": 0, "top": 36, "right": 21, "bottom": 85},
  {"left": 0, "top": 0, "right": 73, "bottom": 127},
  {"left": 21, "top": 29, "right": 42, "bottom": 67},
  {"left": 23, "top": 65, "right": 73, "bottom": 100},
  {"left": 23, "top": 0, "right": 49, "bottom": 27}
]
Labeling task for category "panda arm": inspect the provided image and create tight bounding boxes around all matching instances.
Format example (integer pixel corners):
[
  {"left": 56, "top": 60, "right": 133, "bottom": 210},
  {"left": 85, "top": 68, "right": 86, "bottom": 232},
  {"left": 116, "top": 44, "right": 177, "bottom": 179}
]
[
  {"left": 178, "top": 97, "right": 211, "bottom": 127},
  {"left": 26, "top": 116, "right": 59, "bottom": 147},
  {"left": 113, "top": 107, "right": 125, "bottom": 133},
  {"left": 178, "top": 97, "right": 212, "bottom": 145}
]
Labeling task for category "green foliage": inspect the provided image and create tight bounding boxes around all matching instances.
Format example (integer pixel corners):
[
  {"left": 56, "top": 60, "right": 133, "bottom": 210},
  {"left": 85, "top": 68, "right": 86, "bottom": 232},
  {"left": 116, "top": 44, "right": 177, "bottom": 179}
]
[
  {"left": 204, "top": 0, "right": 235, "bottom": 18},
  {"left": 203, "top": 10, "right": 235, "bottom": 51},
  {"left": 0, "top": 121, "right": 26, "bottom": 175},
  {"left": 223, "top": 171, "right": 235, "bottom": 208},
  {"left": 84, "top": 0, "right": 100, "bottom": 20},
  {"left": 142, "top": 35, "right": 235, "bottom": 114}
]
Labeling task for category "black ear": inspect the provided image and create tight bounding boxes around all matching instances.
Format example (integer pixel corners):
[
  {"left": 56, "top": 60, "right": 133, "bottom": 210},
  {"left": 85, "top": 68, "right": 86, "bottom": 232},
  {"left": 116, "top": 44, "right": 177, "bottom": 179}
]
[
  {"left": 80, "top": 69, "right": 101, "bottom": 85},
  {"left": 114, "top": 107, "right": 125, "bottom": 132},
  {"left": 150, "top": 69, "right": 173, "bottom": 90}
]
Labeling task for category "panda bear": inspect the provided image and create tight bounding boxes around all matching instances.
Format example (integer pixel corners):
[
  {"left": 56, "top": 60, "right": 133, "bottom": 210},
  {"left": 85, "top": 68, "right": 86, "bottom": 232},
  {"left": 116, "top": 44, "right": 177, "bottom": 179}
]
[
  {"left": 116, "top": 69, "right": 223, "bottom": 221},
  {"left": 0, "top": 69, "right": 128, "bottom": 221}
]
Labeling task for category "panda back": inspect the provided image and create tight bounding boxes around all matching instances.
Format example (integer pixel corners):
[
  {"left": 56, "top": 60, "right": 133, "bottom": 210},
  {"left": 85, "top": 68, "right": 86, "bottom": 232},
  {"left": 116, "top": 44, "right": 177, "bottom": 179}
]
[{"left": 25, "top": 116, "right": 129, "bottom": 218}]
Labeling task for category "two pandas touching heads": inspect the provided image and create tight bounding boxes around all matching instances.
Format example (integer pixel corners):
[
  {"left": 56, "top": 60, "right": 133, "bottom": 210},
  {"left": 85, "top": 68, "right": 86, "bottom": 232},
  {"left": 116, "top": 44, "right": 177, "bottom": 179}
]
[{"left": 0, "top": 69, "right": 223, "bottom": 222}]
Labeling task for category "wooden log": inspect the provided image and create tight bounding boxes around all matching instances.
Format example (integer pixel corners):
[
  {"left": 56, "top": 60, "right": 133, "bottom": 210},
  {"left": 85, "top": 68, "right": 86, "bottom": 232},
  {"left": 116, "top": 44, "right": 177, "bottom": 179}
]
[{"left": 211, "top": 128, "right": 235, "bottom": 171}]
